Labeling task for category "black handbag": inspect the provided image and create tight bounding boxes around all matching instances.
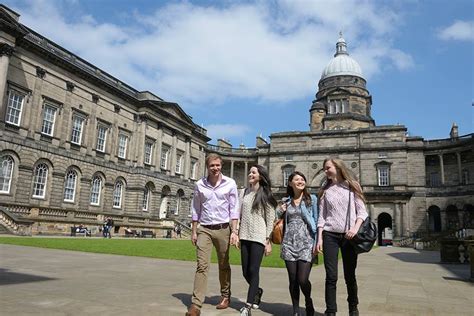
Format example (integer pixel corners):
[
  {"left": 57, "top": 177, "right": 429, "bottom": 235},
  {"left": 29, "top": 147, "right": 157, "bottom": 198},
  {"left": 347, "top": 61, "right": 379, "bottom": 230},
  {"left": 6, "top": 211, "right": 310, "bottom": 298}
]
[{"left": 346, "top": 189, "right": 377, "bottom": 254}]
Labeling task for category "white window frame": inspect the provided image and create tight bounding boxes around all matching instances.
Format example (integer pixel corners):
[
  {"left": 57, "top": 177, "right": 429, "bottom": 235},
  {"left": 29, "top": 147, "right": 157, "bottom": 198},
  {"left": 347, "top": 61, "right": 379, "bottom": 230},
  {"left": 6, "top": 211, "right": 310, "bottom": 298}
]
[
  {"left": 32, "top": 163, "right": 48, "bottom": 198},
  {"left": 96, "top": 125, "right": 107, "bottom": 152},
  {"left": 175, "top": 153, "right": 183, "bottom": 174},
  {"left": 5, "top": 89, "right": 25, "bottom": 126},
  {"left": 283, "top": 167, "right": 294, "bottom": 187},
  {"left": 142, "top": 187, "right": 150, "bottom": 211},
  {"left": 144, "top": 141, "right": 153, "bottom": 165},
  {"left": 71, "top": 115, "right": 84, "bottom": 145},
  {"left": 377, "top": 166, "right": 390, "bottom": 186},
  {"left": 113, "top": 181, "right": 124, "bottom": 208},
  {"left": 160, "top": 146, "right": 170, "bottom": 170},
  {"left": 90, "top": 176, "right": 102, "bottom": 205},
  {"left": 0, "top": 155, "right": 14, "bottom": 193},
  {"left": 191, "top": 160, "right": 198, "bottom": 179},
  {"left": 41, "top": 104, "right": 57, "bottom": 136},
  {"left": 63, "top": 169, "right": 77, "bottom": 202},
  {"left": 117, "top": 134, "right": 128, "bottom": 159}
]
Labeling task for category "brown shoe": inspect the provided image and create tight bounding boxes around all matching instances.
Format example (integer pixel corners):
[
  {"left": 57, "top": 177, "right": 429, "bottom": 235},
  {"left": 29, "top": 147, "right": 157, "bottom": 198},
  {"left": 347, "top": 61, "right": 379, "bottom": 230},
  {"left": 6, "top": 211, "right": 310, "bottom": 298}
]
[
  {"left": 216, "top": 296, "right": 230, "bottom": 309},
  {"left": 185, "top": 304, "right": 201, "bottom": 316}
]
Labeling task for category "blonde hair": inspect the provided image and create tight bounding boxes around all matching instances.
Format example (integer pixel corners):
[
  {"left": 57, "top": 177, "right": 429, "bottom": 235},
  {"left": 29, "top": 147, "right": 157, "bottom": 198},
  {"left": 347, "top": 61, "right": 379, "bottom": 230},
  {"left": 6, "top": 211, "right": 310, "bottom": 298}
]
[
  {"left": 205, "top": 153, "right": 222, "bottom": 167},
  {"left": 317, "top": 157, "right": 365, "bottom": 202}
]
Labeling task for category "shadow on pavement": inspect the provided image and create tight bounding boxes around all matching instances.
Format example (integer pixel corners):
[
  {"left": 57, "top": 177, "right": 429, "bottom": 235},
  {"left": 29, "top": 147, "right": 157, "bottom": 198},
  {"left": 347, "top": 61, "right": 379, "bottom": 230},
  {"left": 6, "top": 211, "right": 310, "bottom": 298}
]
[{"left": 0, "top": 268, "right": 56, "bottom": 285}]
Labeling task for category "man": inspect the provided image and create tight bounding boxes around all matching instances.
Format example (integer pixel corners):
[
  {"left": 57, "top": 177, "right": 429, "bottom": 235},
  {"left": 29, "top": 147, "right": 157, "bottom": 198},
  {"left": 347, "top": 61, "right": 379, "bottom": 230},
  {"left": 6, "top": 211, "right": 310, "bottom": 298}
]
[{"left": 186, "top": 153, "right": 239, "bottom": 316}]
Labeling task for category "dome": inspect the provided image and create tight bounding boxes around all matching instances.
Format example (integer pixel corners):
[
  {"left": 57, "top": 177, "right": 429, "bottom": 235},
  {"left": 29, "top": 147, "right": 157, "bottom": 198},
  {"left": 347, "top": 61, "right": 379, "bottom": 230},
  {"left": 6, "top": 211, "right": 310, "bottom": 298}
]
[{"left": 321, "top": 35, "right": 364, "bottom": 80}]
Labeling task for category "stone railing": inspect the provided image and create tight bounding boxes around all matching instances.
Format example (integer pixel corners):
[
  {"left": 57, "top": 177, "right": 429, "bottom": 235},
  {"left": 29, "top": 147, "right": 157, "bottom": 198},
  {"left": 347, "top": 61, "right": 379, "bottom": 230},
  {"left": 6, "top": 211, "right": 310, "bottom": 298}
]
[{"left": 0, "top": 207, "right": 33, "bottom": 236}]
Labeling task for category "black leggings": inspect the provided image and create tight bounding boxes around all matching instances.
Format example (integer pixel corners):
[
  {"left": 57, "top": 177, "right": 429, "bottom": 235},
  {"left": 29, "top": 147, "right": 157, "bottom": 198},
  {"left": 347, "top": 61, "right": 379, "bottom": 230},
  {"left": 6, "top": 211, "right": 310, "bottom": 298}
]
[
  {"left": 285, "top": 260, "right": 313, "bottom": 312},
  {"left": 240, "top": 240, "right": 265, "bottom": 304}
]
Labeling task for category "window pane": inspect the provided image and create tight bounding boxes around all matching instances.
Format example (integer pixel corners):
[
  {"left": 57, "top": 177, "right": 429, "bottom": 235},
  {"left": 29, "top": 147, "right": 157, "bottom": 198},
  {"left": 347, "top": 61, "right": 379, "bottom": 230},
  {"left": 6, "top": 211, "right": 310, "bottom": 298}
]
[
  {"left": 176, "top": 154, "right": 182, "bottom": 173},
  {"left": 41, "top": 105, "right": 57, "bottom": 136},
  {"left": 118, "top": 135, "right": 128, "bottom": 158},
  {"left": 63, "top": 170, "right": 77, "bottom": 201},
  {"left": 113, "top": 181, "right": 123, "bottom": 208},
  {"left": 6, "top": 90, "right": 24, "bottom": 125},
  {"left": 33, "top": 163, "right": 48, "bottom": 198},
  {"left": 142, "top": 188, "right": 149, "bottom": 211},
  {"left": 0, "top": 156, "right": 14, "bottom": 193},
  {"left": 71, "top": 116, "right": 84, "bottom": 144},
  {"left": 90, "top": 176, "right": 101, "bottom": 205},
  {"left": 161, "top": 147, "right": 169, "bottom": 169},
  {"left": 144, "top": 142, "right": 153, "bottom": 164},
  {"left": 96, "top": 126, "right": 107, "bottom": 152}
]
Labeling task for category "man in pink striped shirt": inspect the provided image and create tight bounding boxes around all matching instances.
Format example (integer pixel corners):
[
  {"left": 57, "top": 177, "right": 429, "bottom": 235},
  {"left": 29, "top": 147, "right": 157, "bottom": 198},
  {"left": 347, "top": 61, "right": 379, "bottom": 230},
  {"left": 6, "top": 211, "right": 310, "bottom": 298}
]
[{"left": 186, "top": 153, "right": 239, "bottom": 316}]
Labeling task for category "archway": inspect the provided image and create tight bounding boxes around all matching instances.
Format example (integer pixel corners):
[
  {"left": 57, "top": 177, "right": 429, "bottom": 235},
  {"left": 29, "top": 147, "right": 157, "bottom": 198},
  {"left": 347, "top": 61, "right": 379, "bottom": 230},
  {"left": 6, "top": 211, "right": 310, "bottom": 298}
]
[
  {"left": 377, "top": 212, "right": 392, "bottom": 246},
  {"left": 159, "top": 185, "right": 171, "bottom": 219},
  {"left": 463, "top": 204, "right": 474, "bottom": 228},
  {"left": 427, "top": 205, "right": 442, "bottom": 232},
  {"left": 445, "top": 205, "right": 459, "bottom": 230}
]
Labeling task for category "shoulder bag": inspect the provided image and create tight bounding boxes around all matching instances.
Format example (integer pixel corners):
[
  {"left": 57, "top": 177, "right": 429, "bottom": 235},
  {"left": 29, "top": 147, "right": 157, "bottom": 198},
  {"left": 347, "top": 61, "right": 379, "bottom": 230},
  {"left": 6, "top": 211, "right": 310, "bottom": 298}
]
[{"left": 346, "top": 189, "right": 377, "bottom": 254}]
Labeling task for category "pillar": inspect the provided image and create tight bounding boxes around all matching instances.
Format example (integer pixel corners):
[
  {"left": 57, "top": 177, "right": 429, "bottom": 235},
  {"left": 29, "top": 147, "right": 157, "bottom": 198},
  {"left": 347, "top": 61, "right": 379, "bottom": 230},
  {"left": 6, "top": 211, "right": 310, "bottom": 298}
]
[{"left": 438, "top": 154, "right": 445, "bottom": 185}]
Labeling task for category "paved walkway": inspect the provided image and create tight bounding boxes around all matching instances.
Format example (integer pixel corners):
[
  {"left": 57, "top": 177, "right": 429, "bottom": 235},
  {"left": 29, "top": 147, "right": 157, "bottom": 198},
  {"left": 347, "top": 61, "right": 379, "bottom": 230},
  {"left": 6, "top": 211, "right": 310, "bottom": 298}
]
[{"left": 0, "top": 244, "right": 472, "bottom": 315}]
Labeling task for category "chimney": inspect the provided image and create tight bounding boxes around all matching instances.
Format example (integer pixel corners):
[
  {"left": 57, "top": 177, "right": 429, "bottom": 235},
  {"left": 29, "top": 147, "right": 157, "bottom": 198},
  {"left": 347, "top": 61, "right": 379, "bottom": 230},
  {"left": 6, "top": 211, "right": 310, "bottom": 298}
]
[{"left": 450, "top": 123, "right": 459, "bottom": 139}]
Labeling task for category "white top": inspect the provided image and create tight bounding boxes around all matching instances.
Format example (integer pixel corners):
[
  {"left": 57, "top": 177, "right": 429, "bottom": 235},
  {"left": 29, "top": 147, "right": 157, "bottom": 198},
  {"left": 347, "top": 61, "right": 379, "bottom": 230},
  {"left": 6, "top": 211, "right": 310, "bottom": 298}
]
[{"left": 239, "top": 191, "right": 275, "bottom": 245}]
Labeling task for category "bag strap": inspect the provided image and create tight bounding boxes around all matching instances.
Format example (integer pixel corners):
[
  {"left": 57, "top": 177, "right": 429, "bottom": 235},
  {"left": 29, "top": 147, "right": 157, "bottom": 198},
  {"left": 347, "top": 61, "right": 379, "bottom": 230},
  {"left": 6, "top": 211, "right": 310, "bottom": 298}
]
[{"left": 345, "top": 188, "right": 352, "bottom": 231}]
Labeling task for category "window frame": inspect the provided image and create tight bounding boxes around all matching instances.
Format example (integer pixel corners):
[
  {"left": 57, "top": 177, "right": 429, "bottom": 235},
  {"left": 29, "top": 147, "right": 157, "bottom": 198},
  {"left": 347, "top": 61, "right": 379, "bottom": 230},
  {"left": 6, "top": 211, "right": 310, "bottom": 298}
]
[
  {"left": 144, "top": 140, "right": 154, "bottom": 165},
  {"left": 113, "top": 180, "right": 124, "bottom": 208},
  {"left": 117, "top": 134, "right": 128, "bottom": 159},
  {"left": 41, "top": 104, "right": 58, "bottom": 136},
  {"left": 70, "top": 115, "right": 85, "bottom": 145},
  {"left": 96, "top": 124, "right": 108, "bottom": 153},
  {"left": 63, "top": 169, "right": 77, "bottom": 202},
  {"left": 5, "top": 89, "right": 25, "bottom": 126},
  {"left": 160, "top": 145, "right": 170, "bottom": 170},
  {"left": 90, "top": 176, "right": 102, "bottom": 206},
  {"left": 175, "top": 152, "right": 183, "bottom": 174},
  {"left": 32, "top": 163, "right": 48, "bottom": 199},
  {"left": 0, "top": 155, "right": 14, "bottom": 194},
  {"left": 142, "top": 187, "right": 150, "bottom": 211}
]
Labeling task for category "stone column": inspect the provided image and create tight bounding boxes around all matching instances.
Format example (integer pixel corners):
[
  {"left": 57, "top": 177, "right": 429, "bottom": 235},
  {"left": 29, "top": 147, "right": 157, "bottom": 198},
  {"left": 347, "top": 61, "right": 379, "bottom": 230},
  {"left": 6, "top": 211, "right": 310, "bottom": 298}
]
[
  {"left": 0, "top": 43, "right": 14, "bottom": 116},
  {"left": 438, "top": 154, "right": 445, "bottom": 185},
  {"left": 395, "top": 203, "right": 402, "bottom": 238},
  {"left": 230, "top": 160, "right": 234, "bottom": 179},
  {"left": 456, "top": 152, "right": 462, "bottom": 184},
  {"left": 244, "top": 161, "right": 248, "bottom": 187},
  {"left": 136, "top": 115, "right": 147, "bottom": 167},
  {"left": 155, "top": 125, "right": 163, "bottom": 170},
  {"left": 28, "top": 67, "right": 46, "bottom": 139},
  {"left": 170, "top": 132, "right": 177, "bottom": 176},
  {"left": 184, "top": 137, "right": 191, "bottom": 179}
]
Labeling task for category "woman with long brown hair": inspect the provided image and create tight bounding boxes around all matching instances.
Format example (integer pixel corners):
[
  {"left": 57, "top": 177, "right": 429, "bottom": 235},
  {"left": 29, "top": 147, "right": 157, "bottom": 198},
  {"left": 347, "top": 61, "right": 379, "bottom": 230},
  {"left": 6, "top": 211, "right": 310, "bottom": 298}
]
[
  {"left": 316, "top": 158, "right": 368, "bottom": 316},
  {"left": 278, "top": 171, "right": 318, "bottom": 316}
]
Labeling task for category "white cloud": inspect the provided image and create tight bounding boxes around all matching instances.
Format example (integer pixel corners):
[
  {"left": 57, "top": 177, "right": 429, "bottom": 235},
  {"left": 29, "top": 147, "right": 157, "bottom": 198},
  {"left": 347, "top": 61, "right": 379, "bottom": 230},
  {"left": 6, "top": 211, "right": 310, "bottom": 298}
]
[
  {"left": 437, "top": 20, "right": 474, "bottom": 41},
  {"left": 13, "top": 0, "right": 412, "bottom": 108},
  {"left": 205, "top": 124, "right": 252, "bottom": 142}
]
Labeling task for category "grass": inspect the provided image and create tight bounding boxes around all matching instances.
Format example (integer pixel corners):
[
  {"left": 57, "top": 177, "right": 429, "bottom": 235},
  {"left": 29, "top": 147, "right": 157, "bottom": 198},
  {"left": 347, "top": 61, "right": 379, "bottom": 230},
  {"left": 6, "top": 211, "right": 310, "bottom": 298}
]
[{"left": 0, "top": 236, "right": 325, "bottom": 268}]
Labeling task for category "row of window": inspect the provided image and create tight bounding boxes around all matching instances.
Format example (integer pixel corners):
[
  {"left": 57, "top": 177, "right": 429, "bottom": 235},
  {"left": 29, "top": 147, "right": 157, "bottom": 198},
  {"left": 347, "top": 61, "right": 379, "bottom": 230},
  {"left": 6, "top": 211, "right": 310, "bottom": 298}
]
[
  {"left": 5, "top": 89, "right": 200, "bottom": 178},
  {"left": 1, "top": 155, "right": 156, "bottom": 211}
]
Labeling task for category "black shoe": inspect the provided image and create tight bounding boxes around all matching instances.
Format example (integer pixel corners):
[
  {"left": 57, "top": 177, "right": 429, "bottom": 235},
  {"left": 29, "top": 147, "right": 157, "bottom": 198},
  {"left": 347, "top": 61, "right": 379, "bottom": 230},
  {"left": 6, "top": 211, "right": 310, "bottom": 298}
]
[
  {"left": 305, "top": 298, "right": 315, "bottom": 316},
  {"left": 252, "top": 288, "right": 263, "bottom": 309},
  {"left": 349, "top": 310, "right": 359, "bottom": 316}
]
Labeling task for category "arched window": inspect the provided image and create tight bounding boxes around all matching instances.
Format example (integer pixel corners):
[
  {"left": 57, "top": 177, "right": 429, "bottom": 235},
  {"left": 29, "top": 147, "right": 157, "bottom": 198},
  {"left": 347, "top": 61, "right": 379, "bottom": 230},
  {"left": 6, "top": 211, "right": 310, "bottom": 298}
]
[
  {"left": 33, "top": 163, "right": 48, "bottom": 198},
  {"left": 63, "top": 169, "right": 77, "bottom": 202},
  {"left": 0, "top": 155, "right": 14, "bottom": 193},
  {"left": 113, "top": 180, "right": 124, "bottom": 208},
  {"left": 90, "top": 176, "right": 102, "bottom": 205},
  {"left": 142, "top": 187, "right": 150, "bottom": 211}
]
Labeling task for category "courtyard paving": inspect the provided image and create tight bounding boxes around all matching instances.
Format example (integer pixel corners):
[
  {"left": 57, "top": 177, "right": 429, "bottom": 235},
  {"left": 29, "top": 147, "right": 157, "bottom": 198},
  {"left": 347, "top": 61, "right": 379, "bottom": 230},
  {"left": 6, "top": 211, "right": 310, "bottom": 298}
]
[{"left": 0, "top": 243, "right": 472, "bottom": 315}]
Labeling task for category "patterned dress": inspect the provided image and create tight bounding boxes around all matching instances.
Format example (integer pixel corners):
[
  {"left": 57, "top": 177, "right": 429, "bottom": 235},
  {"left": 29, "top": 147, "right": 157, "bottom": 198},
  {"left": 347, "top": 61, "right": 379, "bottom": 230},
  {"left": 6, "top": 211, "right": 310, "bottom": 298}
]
[{"left": 280, "top": 203, "right": 314, "bottom": 262}]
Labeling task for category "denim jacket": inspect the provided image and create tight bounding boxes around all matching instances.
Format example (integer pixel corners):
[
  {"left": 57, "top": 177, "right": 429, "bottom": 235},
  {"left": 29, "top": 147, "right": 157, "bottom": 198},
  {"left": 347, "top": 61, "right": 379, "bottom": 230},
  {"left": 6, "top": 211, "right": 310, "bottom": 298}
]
[{"left": 278, "top": 194, "right": 319, "bottom": 243}]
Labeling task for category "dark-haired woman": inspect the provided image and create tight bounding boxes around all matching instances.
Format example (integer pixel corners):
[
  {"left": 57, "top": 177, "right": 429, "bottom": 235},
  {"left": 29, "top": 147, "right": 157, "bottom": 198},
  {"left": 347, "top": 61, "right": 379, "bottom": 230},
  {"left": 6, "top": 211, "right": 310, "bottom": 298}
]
[
  {"left": 278, "top": 171, "right": 318, "bottom": 316},
  {"left": 316, "top": 158, "right": 368, "bottom": 316},
  {"left": 238, "top": 165, "right": 277, "bottom": 316}
]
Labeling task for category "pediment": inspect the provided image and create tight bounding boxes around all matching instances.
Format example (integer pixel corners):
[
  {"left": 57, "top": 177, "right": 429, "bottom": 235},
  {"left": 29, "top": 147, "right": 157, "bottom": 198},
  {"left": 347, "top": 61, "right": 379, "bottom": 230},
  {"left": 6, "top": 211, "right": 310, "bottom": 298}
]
[{"left": 145, "top": 100, "right": 194, "bottom": 126}]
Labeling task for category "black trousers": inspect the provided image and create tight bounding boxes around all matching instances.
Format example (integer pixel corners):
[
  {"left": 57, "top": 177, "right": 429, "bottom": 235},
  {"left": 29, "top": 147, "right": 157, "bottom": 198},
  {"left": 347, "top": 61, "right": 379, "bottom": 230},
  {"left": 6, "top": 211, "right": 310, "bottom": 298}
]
[
  {"left": 323, "top": 231, "right": 359, "bottom": 313},
  {"left": 240, "top": 240, "right": 265, "bottom": 304}
]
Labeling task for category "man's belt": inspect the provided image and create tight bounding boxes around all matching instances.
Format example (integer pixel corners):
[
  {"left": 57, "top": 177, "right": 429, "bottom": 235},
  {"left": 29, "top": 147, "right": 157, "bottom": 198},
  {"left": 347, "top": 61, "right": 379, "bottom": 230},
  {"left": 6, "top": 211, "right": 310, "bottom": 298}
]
[{"left": 201, "top": 223, "right": 229, "bottom": 230}]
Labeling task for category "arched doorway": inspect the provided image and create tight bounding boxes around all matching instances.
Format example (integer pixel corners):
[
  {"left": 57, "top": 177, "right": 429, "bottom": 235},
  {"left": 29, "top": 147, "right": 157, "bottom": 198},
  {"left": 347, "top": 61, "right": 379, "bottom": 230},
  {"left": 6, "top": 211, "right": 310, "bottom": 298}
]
[
  {"left": 445, "top": 205, "right": 459, "bottom": 230},
  {"left": 427, "top": 205, "right": 442, "bottom": 232},
  {"left": 462, "top": 204, "right": 474, "bottom": 228},
  {"left": 377, "top": 212, "right": 392, "bottom": 246},
  {"left": 159, "top": 186, "right": 171, "bottom": 219}
]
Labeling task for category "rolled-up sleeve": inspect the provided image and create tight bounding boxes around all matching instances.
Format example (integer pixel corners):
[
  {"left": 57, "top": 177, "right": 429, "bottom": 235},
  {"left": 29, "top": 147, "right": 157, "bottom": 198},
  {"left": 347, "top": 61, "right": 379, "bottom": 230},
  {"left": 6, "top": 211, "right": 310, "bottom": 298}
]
[
  {"left": 265, "top": 204, "right": 276, "bottom": 238},
  {"left": 228, "top": 183, "right": 240, "bottom": 220},
  {"left": 191, "top": 184, "right": 201, "bottom": 221},
  {"left": 355, "top": 196, "right": 368, "bottom": 221}
]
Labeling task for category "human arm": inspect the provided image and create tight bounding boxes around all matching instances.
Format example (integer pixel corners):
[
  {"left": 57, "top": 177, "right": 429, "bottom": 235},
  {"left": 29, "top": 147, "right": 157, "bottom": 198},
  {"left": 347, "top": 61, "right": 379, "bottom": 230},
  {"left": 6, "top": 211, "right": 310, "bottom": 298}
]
[
  {"left": 316, "top": 227, "right": 324, "bottom": 254},
  {"left": 191, "top": 220, "right": 198, "bottom": 246},
  {"left": 230, "top": 218, "right": 239, "bottom": 248}
]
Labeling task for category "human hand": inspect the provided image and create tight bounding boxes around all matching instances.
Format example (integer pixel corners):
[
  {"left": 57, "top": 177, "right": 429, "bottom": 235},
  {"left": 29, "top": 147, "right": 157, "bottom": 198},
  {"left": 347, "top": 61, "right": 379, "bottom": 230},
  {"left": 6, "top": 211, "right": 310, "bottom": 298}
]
[
  {"left": 264, "top": 241, "right": 272, "bottom": 256},
  {"left": 191, "top": 232, "right": 198, "bottom": 246},
  {"left": 345, "top": 227, "right": 358, "bottom": 240},
  {"left": 316, "top": 240, "right": 323, "bottom": 254},
  {"left": 230, "top": 231, "right": 239, "bottom": 247}
]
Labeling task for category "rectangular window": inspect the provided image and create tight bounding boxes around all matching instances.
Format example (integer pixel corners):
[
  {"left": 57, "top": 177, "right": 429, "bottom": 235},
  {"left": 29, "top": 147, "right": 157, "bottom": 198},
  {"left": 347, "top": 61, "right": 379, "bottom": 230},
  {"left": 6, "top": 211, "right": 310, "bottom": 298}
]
[
  {"left": 284, "top": 155, "right": 293, "bottom": 161},
  {"left": 96, "top": 125, "right": 107, "bottom": 152},
  {"left": 283, "top": 168, "right": 294, "bottom": 187},
  {"left": 144, "top": 141, "right": 153, "bottom": 165},
  {"left": 41, "top": 105, "right": 57, "bottom": 136},
  {"left": 160, "top": 146, "right": 170, "bottom": 170},
  {"left": 430, "top": 172, "right": 440, "bottom": 187},
  {"left": 377, "top": 166, "right": 390, "bottom": 186},
  {"left": 175, "top": 153, "right": 183, "bottom": 174},
  {"left": 71, "top": 115, "right": 84, "bottom": 145},
  {"left": 118, "top": 134, "right": 128, "bottom": 159},
  {"left": 90, "top": 177, "right": 101, "bottom": 205},
  {"left": 191, "top": 160, "right": 198, "bottom": 179},
  {"left": 5, "top": 90, "right": 25, "bottom": 126}
]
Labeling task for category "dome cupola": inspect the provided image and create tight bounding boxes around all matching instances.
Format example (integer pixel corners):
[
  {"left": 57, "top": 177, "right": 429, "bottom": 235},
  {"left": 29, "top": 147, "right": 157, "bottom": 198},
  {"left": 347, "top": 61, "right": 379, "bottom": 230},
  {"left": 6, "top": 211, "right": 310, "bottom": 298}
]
[{"left": 321, "top": 33, "right": 364, "bottom": 80}]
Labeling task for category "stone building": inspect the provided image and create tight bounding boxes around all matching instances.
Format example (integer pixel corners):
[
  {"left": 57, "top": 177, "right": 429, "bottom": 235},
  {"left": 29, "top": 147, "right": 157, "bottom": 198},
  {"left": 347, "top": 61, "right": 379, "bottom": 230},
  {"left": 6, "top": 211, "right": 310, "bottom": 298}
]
[
  {"left": 0, "top": 5, "right": 472, "bottom": 243},
  {"left": 0, "top": 5, "right": 209, "bottom": 236},
  {"left": 208, "top": 35, "right": 474, "bottom": 246}
]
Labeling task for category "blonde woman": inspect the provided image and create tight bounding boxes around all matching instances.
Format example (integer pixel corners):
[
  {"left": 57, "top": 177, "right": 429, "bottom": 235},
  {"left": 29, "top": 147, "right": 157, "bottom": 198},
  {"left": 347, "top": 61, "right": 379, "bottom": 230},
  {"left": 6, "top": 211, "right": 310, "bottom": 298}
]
[{"left": 316, "top": 158, "right": 368, "bottom": 316}]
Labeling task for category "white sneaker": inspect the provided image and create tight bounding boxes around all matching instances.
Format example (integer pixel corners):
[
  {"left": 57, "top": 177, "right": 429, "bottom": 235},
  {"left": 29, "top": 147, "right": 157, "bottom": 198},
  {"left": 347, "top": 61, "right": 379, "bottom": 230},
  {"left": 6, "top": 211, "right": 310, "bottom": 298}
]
[{"left": 239, "top": 306, "right": 252, "bottom": 316}]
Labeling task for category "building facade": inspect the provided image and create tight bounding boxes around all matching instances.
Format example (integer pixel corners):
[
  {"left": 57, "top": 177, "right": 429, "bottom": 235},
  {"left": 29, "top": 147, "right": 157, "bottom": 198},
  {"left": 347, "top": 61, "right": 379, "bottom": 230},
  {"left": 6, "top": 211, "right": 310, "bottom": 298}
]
[{"left": 0, "top": 5, "right": 473, "bottom": 242}]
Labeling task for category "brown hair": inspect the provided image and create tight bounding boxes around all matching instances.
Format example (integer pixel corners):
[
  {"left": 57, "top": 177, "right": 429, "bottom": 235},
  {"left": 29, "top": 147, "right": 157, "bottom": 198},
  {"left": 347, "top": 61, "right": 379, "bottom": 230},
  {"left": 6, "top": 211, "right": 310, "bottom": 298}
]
[
  {"left": 317, "top": 157, "right": 365, "bottom": 202},
  {"left": 286, "top": 171, "right": 312, "bottom": 206},
  {"left": 205, "top": 153, "right": 222, "bottom": 167}
]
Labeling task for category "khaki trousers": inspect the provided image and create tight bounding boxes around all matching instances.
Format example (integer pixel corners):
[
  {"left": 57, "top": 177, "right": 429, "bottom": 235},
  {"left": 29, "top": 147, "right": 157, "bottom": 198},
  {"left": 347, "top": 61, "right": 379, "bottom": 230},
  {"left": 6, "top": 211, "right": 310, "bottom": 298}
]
[{"left": 191, "top": 225, "right": 231, "bottom": 307}]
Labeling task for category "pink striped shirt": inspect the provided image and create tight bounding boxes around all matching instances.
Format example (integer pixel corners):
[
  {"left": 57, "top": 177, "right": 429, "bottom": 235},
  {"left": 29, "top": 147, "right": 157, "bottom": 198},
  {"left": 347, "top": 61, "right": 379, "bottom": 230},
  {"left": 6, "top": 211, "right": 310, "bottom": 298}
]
[{"left": 317, "top": 183, "right": 368, "bottom": 233}]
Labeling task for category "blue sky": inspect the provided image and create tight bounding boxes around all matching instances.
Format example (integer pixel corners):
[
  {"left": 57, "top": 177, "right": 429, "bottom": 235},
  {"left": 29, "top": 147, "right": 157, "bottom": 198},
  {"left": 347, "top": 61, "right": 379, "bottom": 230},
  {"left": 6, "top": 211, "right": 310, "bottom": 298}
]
[{"left": 6, "top": 0, "right": 473, "bottom": 147}]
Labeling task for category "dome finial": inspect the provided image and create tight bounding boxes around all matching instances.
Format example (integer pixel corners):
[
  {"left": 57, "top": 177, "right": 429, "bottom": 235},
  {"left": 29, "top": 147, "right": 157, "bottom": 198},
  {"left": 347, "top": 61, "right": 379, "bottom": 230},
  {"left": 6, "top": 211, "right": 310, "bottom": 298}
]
[
  {"left": 335, "top": 32, "right": 348, "bottom": 57},
  {"left": 339, "top": 31, "right": 343, "bottom": 38}
]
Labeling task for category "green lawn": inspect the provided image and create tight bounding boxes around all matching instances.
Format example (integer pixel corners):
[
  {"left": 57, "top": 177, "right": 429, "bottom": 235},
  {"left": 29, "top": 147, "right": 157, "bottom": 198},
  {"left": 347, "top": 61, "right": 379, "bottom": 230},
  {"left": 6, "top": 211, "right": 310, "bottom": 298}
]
[{"left": 0, "top": 236, "right": 325, "bottom": 268}]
